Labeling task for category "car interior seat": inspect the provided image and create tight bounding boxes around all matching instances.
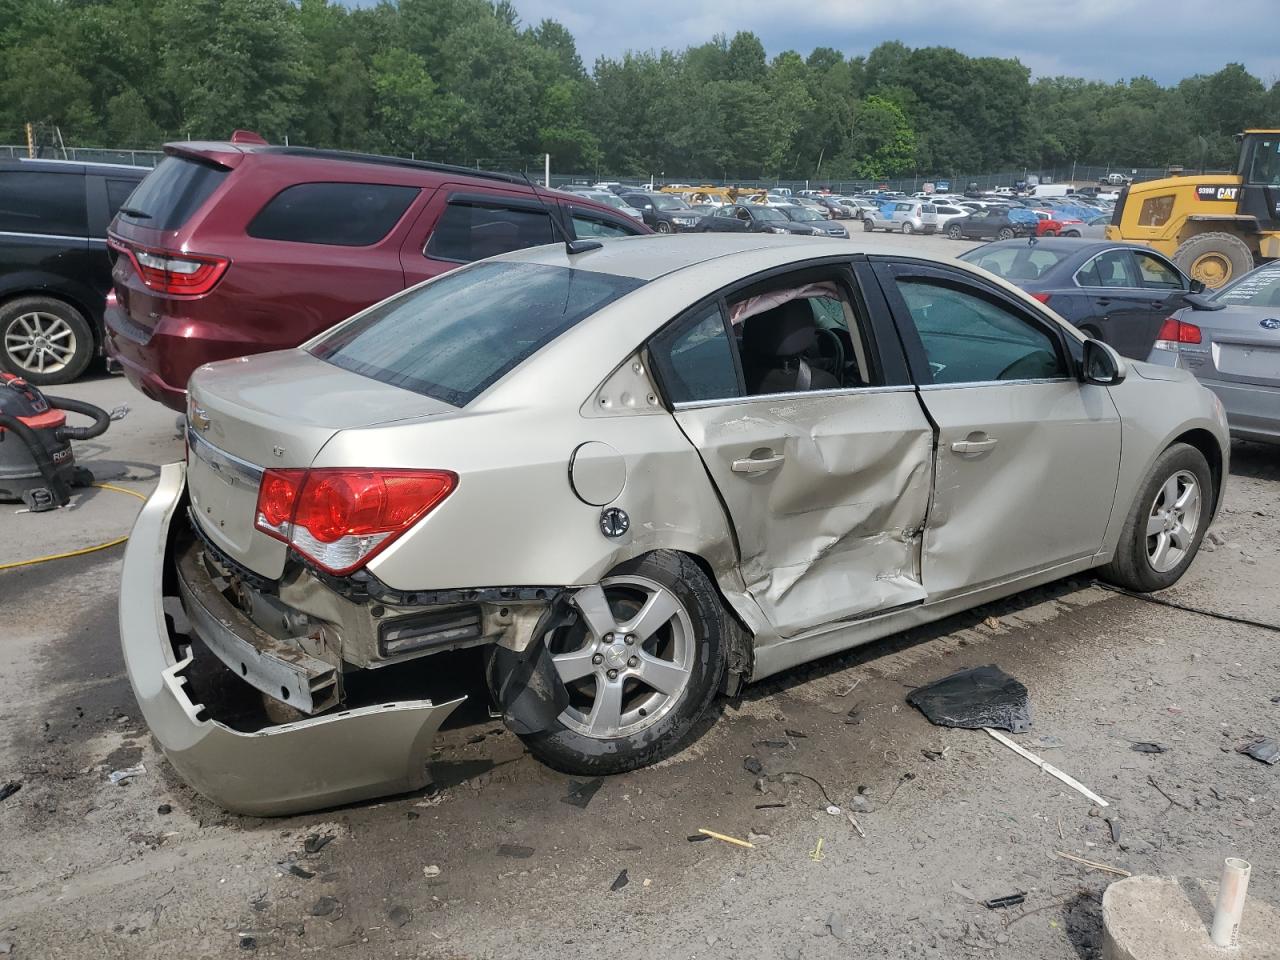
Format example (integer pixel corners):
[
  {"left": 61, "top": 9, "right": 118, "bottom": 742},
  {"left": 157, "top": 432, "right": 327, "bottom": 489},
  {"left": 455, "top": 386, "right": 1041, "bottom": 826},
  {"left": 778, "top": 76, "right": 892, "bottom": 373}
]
[{"left": 740, "top": 300, "right": 840, "bottom": 395}]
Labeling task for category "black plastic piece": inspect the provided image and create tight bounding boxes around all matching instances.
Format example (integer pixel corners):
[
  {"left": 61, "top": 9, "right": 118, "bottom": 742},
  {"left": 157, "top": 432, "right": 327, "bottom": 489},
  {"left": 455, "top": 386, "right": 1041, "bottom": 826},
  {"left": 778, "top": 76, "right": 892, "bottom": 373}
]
[
  {"left": 484, "top": 595, "right": 574, "bottom": 735},
  {"left": 906, "top": 665, "right": 1033, "bottom": 734}
]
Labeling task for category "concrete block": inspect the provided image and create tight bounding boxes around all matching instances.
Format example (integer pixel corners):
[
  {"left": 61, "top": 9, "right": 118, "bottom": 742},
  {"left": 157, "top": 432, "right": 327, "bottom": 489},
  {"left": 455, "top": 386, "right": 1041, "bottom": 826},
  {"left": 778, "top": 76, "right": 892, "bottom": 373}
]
[{"left": 1103, "top": 875, "right": 1279, "bottom": 960}]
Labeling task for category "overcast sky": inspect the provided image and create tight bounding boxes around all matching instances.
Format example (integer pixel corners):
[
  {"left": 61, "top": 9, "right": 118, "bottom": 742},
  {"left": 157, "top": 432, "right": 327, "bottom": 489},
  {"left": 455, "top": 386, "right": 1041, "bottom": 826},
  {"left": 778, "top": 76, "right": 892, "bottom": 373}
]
[{"left": 502, "top": 0, "right": 1280, "bottom": 85}]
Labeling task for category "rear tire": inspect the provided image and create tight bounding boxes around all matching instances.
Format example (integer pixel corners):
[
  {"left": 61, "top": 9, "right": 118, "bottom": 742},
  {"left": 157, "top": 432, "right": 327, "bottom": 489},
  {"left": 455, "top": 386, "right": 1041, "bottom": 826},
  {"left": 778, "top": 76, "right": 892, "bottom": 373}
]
[
  {"left": 516, "top": 550, "right": 732, "bottom": 776},
  {"left": 655, "top": 221, "right": 673, "bottom": 235},
  {"left": 0, "top": 296, "right": 95, "bottom": 385},
  {"left": 947, "top": 223, "right": 964, "bottom": 240},
  {"left": 863, "top": 219, "right": 874, "bottom": 232},
  {"left": 1172, "top": 232, "right": 1254, "bottom": 289},
  {"left": 902, "top": 222, "right": 915, "bottom": 235},
  {"left": 998, "top": 227, "right": 1015, "bottom": 240},
  {"left": 1098, "top": 443, "right": 1213, "bottom": 592}
]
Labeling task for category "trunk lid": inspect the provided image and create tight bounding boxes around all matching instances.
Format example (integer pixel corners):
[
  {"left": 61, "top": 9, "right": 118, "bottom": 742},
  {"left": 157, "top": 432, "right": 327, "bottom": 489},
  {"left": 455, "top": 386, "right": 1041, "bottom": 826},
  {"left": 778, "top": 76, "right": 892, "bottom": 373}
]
[
  {"left": 186, "top": 349, "right": 456, "bottom": 578},
  {"left": 1193, "top": 306, "right": 1280, "bottom": 389}
]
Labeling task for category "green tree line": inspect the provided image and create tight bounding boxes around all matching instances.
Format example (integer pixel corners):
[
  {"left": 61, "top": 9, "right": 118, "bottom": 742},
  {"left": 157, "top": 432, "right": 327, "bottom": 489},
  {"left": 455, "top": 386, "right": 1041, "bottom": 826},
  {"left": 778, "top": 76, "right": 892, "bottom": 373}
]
[{"left": 3, "top": 0, "right": 1278, "bottom": 180}]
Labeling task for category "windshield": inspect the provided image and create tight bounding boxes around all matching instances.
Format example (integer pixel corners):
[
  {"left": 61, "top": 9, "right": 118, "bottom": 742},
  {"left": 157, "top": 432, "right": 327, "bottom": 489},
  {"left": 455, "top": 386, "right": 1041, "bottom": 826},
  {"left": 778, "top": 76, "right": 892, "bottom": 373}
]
[
  {"left": 115, "top": 156, "right": 228, "bottom": 230},
  {"left": 959, "top": 245, "right": 1070, "bottom": 280},
  {"left": 754, "top": 207, "right": 788, "bottom": 222},
  {"left": 1214, "top": 264, "right": 1280, "bottom": 306},
  {"left": 651, "top": 195, "right": 691, "bottom": 211},
  {"left": 310, "top": 262, "right": 644, "bottom": 406},
  {"left": 783, "top": 206, "right": 822, "bottom": 222}
]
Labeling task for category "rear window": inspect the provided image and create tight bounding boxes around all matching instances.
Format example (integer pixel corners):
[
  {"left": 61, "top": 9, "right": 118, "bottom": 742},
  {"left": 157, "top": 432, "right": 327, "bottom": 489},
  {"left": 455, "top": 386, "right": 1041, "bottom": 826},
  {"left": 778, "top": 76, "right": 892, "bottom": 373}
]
[
  {"left": 310, "top": 262, "right": 644, "bottom": 406},
  {"left": 960, "top": 246, "right": 1069, "bottom": 280},
  {"left": 116, "top": 156, "right": 228, "bottom": 230},
  {"left": 1215, "top": 265, "right": 1280, "bottom": 307},
  {"left": 248, "top": 182, "right": 418, "bottom": 246},
  {"left": 0, "top": 171, "right": 87, "bottom": 236},
  {"left": 425, "top": 199, "right": 555, "bottom": 263}
]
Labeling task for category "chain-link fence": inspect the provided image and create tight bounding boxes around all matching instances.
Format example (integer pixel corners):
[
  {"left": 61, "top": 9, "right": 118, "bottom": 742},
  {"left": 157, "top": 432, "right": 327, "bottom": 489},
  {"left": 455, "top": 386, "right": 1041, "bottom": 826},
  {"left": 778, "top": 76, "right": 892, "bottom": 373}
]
[{"left": 0, "top": 144, "right": 1231, "bottom": 193}]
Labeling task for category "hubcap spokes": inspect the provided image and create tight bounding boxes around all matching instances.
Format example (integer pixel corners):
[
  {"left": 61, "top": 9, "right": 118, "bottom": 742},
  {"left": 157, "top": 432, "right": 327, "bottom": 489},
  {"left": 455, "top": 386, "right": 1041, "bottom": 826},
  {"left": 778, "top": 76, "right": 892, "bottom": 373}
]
[
  {"left": 551, "top": 576, "right": 694, "bottom": 738},
  {"left": 1145, "top": 470, "right": 1201, "bottom": 573},
  {"left": 4, "top": 312, "right": 75, "bottom": 374}
]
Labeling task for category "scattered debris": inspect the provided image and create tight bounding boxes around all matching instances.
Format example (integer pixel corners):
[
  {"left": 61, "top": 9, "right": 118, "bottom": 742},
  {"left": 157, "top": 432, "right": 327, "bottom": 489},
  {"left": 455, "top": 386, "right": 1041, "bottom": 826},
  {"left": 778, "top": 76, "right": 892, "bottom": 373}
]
[
  {"left": 1055, "top": 850, "right": 1131, "bottom": 877},
  {"left": 921, "top": 748, "right": 947, "bottom": 761},
  {"left": 303, "top": 834, "right": 335, "bottom": 855},
  {"left": 388, "top": 905, "right": 412, "bottom": 928},
  {"left": 808, "top": 838, "right": 825, "bottom": 862},
  {"left": 0, "top": 782, "right": 21, "bottom": 803},
  {"left": 156, "top": 803, "right": 172, "bottom": 815},
  {"left": 1104, "top": 814, "right": 1121, "bottom": 844},
  {"left": 497, "top": 843, "right": 534, "bottom": 859},
  {"left": 784, "top": 729, "right": 807, "bottom": 739},
  {"left": 743, "top": 756, "right": 764, "bottom": 776},
  {"left": 697, "top": 828, "right": 755, "bottom": 850},
  {"left": 845, "top": 810, "right": 866, "bottom": 839},
  {"left": 753, "top": 739, "right": 788, "bottom": 749},
  {"left": 984, "top": 893, "right": 1026, "bottom": 909},
  {"left": 286, "top": 865, "right": 315, "bottom": 880},
  {"left": 983, "top": 615, "right": 1002, "bottom": 629},
  {"left": 825, "top": 804, "right": 842, "bottom": 816},
  {"left": 308, "top": 896, "right": 339, "bottom": 917},
  {"left": 108, "top": 764, "right": 146, "bottom": 785},
  {"left": 239, "top": 935, "right": 257, "bottom": 951},
  {"left": 1130, "top": 742, "right": 1168, "bottom": 754},
  {"left": 687, "top": 834, "right": 712, "bottom": 843},
  {"left": 0, "top": 942, "right": 11, "bottom": 955},
  {"left": 907, "top": 665, "right": 1032, "bottom": 733},
  {"left": 885, "top": 772, "right": 917, "bottom": 806},
  {"left": 754, "top": 803, "right": 786, "bottom": 810},
  {"left": 422, "top": 865, "right": 441, "bottom": 879},
  {"left": 560, "top": 778, "right": 603, "bottom": 809},
  {"left": 827, "top": 913, "right": 854, "bottom": 941},
  {"left": 1236, "top": 737, "right": 1280, "bottom": 765},
  {"left": 952, "top": 881, "right": 981, "bottom": 902},
  {"left": 747, "top": 830, "right": 771, "bottom": 844},
  {"left": 1146, "top": 775, "right": 1190, "bottom": 811},
  {"left": 836, "top": 679, "right": 862, "bottom": 697},
  {"left": 985, "top": 728, "right": 1108, "bottom": 807},
  {"left": 610, "top": 869, "right": 629, "bottom": 892},
  {"left": 843, "top": 704, "right": 864, "bottom": 725}
]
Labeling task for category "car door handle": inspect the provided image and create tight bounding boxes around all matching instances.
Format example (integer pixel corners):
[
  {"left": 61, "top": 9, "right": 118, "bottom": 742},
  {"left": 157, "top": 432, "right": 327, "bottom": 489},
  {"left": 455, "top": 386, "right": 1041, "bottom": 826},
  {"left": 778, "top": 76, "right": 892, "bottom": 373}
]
[
  {"left": 731, "top": 453, "right": 786, "bottom": 474},
  {"left": 951, "top": 437, "right": 999, "bottom": 454}
]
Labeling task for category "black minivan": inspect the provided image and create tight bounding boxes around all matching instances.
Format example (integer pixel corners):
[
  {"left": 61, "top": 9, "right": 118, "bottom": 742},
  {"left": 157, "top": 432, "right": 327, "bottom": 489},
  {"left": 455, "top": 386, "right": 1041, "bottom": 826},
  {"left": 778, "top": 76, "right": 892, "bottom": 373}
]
[{"left": 0, "top": 158, "right": 149, "bottom": 384}]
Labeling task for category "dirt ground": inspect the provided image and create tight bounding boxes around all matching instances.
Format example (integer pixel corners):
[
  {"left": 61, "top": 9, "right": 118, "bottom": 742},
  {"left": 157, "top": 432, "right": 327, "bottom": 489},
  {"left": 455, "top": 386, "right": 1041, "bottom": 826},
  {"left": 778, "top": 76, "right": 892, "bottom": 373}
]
[{"left": 2, "top": 349, "right": 1278, "bottom": 959}]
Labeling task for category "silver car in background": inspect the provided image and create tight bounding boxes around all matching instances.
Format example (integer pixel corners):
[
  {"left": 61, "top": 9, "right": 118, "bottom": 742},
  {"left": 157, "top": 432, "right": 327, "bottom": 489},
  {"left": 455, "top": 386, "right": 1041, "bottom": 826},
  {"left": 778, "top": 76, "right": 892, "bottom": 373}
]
[
  {"left": 863, "top": 200, "right": 939, "bottom": 234},
  {"left": 1148, "top": 262, "right": 1280, "bottom": 444},
  {"left": 121, "top": 234, "right": 1228, "bottom": 815}
]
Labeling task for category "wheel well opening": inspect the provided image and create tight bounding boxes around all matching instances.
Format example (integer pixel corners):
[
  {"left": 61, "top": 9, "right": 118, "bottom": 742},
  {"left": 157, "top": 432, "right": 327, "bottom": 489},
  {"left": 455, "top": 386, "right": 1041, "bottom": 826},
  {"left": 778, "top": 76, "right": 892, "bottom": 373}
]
[
  {"left": 676, "top": 550, "right": 756, "bottom": 694},
  {"left": 1172, "top": 428, "right": 1225, "bottom": 514}
]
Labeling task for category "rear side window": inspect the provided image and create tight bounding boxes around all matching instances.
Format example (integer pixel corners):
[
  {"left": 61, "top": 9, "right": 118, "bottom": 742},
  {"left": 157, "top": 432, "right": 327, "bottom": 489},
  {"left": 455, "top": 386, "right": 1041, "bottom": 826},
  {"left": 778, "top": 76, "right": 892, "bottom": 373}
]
[
  {"left": 248, "top": 182, "right": 418, "bottom": 246},
  {"left": 0, "top": 171, "right": 86, "bottom": 236},
  {"left": 311, "top": 262, "right": 644, "bottom": 406},
  {"left": 571, "top": 213, "right": 638, "bottom": 239},
  {"left": 425, "top": 199, "right": 556, "bottom": 263},
  {"left": 117, "top": 156, "right": 227, "bottom": 230},
  {"left": 650, "top": 304, "right": 741, "bottom": 403},
  {"left": 106, "top": 179, "right": 140, "bottom": 218}
]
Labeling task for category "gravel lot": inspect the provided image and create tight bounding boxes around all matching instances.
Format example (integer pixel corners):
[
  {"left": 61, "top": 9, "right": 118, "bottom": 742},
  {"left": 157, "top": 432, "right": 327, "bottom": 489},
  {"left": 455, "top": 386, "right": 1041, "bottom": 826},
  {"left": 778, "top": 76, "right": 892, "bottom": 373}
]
[{"left": 2, "top": 234, "right": 1277, "bottom": 959}]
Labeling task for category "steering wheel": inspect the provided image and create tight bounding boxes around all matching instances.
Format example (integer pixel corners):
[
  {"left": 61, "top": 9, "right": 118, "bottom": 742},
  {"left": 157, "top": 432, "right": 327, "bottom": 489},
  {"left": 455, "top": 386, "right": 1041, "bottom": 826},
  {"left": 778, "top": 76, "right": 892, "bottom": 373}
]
[
  {"left": 812, "top": 327, "right": 846, "bottom": 385},
  {"left": 995, "top": 350, "right": 1058, "bottom": 381}
]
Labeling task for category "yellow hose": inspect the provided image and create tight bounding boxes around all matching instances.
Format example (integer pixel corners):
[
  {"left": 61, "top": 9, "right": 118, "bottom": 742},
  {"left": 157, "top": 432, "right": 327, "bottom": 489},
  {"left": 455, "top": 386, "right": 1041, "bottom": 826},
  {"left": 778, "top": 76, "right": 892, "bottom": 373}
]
[{"left": 0, "top": 482, "right": 148, "bottom": 571}]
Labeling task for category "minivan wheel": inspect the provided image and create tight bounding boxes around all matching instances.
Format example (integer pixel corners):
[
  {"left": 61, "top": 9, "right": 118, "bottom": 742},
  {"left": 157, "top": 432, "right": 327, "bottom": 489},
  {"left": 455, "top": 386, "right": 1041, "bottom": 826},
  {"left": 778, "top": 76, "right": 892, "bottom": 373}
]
[
  {"left": 517, "top": 550, "right": 730, "bottom": 775},
  {"left": 947, "top": 223, "right": 964, "bottom": 240},
  {"left": 902, "top": 222, "right": 915, "bottom": 235},
  {"left": 1099, "top": 443, "right": 1213, "bottom": 592},
  {"left": 655, "top": 221, "right": 673, "bottom": 234},
  {"left": 0, "top": 296, "right": 95, "bottom": 385},
  {"left": 997, "top": 227, "right": 1015, "bottom": 240},
  {"left": 863, "top": 219, "right": 874, "bottom": 232}
]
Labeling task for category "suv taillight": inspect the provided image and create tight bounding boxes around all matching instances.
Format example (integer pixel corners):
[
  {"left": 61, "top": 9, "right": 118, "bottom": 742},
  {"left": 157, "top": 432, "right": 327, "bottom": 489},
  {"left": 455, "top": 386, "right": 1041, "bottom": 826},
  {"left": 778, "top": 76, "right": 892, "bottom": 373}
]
[
  {"left": 109, "top": 238, "right": 229, "bottom": 297},
  {"left": 1154, "top": 316, "right": 1202, "bottom": 349},
  {"left": 254, "top": 468, "right": 457, "bottom": 575}
]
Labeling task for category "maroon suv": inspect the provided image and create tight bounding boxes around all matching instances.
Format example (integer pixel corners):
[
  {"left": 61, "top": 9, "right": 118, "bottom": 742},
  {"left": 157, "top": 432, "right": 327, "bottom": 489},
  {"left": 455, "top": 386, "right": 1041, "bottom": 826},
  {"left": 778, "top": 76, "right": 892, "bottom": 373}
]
[{"left": 105, "top": 139, "right": 649, "bottom": 410}]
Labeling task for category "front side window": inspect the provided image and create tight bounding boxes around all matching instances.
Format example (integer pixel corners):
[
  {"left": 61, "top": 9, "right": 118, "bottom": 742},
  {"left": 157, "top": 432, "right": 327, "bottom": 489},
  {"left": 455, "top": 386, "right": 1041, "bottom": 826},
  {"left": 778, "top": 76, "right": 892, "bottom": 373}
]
[
  {"left": 1133, "top": 252, "right": 1184, "bottom": 290},
  {"left": 249, "top": 182, "right": 418, "bottom": 246},
  {"left": 0, "top": 171, "right": 86, "bottom": 236},
  {"left": 650, "top": 304, "right": 740, "bottom": 403},
  {"left": 311, "top": 262, "right": 643, "bottom": 406},
  {"left": 896, "top": 279, "right": 1067, "bottom": 385},
  {"left": 425, "top": 199, "right": 556, "bottom": 263},
  {"left": 571, "top": 212, "right": 639, "bottom": 239}
]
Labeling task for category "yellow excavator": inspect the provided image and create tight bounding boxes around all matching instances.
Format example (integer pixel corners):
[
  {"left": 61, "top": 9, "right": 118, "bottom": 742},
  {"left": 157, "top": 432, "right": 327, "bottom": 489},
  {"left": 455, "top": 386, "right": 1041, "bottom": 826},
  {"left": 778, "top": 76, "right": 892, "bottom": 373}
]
[{"left": 1107, "top": 129, "right": 1280, "bottom": 287}]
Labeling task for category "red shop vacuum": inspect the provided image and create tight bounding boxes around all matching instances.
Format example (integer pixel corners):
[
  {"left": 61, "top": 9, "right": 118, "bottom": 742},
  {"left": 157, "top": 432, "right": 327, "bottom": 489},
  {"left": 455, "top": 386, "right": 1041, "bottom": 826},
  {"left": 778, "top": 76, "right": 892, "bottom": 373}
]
[{"left": 0, "top": 373, "right": 111, "bottom": 512}]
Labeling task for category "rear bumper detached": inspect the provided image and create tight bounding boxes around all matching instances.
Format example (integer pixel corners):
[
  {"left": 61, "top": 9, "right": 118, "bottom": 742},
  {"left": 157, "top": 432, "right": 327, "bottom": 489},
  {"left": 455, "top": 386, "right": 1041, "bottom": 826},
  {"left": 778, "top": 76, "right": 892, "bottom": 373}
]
[{"left": 119, "top": 462, "right": 464, "bottom": 816}]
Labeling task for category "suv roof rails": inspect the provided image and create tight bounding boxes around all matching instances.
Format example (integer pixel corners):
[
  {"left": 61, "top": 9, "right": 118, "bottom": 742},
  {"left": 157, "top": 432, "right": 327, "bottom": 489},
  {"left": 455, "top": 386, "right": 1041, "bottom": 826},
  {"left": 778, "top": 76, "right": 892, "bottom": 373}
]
[{"left": 263, "top": 146, "right": 527, "bottom": 187}]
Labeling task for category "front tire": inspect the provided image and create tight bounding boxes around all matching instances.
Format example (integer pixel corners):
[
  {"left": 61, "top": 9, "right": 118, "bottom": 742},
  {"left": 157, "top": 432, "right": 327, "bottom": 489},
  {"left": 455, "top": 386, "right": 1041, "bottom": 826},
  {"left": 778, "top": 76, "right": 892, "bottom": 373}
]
[
  {"left": 0, "top": 296, "right": 95, "bottom": 385},
  {"left": 947, "top": 223, "right": 964, "bottom": 240},
  {"left": 1172, "top": 232, "right": 1254, "bottom": 289},
  {"left": 998, "top": 226, "right": 1015, "bottom": 240},
  {"left": 655, "top": 221, "right": 673, "bottom": 234},
  {"left": 863, "top": 219, "right": 875, "bottom": 232},
  {"left": 1099, "top": 443, "right": 1213, "bottom": 592},
  {"left": 517, "top": 551, "right": 731, "bottom": 775}
]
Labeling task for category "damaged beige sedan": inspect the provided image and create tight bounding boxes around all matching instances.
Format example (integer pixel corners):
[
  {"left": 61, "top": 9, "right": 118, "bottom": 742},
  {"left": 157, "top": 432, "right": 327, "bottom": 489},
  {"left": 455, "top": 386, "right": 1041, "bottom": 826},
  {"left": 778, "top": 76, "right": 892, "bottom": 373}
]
[{"left": 121, "top": 234, "right": 1229, "bottom": 815}]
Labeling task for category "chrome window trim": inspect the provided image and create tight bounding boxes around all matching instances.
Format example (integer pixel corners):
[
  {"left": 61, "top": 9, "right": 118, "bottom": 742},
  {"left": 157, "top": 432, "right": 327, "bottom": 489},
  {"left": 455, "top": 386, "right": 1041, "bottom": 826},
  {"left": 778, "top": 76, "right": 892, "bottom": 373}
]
[
  {"left": 918, "top": 377, "right": 1075, "bottom": 391},
  {"left": 186, "top": 427, "right": 265, "bottom": 488},
  {"left": 0, "top": 229, "right": 94, "bottom": 244},
  {"left": 672, "top": 383, "right": 916, "bottom": 411}
]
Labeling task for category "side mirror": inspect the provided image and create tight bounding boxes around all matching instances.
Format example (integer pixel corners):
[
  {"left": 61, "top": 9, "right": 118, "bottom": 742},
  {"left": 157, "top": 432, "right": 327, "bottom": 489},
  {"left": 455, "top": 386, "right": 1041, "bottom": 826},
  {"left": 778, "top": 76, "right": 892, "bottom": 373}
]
[
  {"left": 1183, "top": 292, "right": 1226, "bottom": 311},
  {"left": 1188, "top": 278, "right": 1206, "bottom": 294},
  {"left": 1082, "top": 338, "right": 1127, "bottom": 385}
]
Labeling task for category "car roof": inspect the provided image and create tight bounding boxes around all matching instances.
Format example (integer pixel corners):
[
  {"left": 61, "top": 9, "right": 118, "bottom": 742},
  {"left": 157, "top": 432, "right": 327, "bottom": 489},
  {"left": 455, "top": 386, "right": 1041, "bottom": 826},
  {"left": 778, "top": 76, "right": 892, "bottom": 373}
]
[{"left": 0, "top": 157, "right": 150, "bottom": 177}]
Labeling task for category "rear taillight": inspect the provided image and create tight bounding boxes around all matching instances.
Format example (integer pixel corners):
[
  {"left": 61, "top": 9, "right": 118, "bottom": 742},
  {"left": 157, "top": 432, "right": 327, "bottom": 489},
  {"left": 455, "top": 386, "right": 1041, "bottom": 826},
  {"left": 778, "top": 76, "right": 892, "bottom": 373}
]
[
  {"left": 105, "top": 287, "right": 118, "bottom": 308},
  {"left": 254, "top": 468, "right": 457, "bottom": 575},
  {"left": 109, "top": 238, "right": 229, "bottom": 297},
  {"left": 1154, "top": 316, "right": 1202, "bottom": 350},
  {"left": 1030, "top": 292, "right": 1052, "bottom": 304}
]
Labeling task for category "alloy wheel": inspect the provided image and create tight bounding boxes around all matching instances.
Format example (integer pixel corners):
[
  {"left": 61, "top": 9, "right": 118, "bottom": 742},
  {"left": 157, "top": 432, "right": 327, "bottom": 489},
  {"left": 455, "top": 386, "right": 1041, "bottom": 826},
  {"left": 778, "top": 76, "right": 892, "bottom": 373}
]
[
  {"left": 4, "top": 312, "right": 77, "bottom": 375},
  {"left": 1145, "top": 470, "right": 1201, "bottom": 573},
  {"left": 550, "top": 576, "right": 695, "bottom": 739}
]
